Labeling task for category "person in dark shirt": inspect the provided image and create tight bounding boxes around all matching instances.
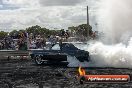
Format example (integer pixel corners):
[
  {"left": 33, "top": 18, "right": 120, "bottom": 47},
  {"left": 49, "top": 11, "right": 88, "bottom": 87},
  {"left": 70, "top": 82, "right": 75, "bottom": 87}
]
[
  {"left": 60, "top": 29, "right": 65, "bottom": 38},
  {"left": 18, "top": 38, "right": 27, "bottom": 50},
  {"left": 65, "top": 30, "right": 70, "bottom": 39}
]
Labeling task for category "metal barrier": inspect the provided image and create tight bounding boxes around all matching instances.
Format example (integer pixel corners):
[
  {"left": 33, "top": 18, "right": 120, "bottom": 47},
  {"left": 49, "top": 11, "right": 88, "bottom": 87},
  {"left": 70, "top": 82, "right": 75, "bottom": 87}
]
[{"left": 0, "top": 50, "right": 30, "bottom": 60}]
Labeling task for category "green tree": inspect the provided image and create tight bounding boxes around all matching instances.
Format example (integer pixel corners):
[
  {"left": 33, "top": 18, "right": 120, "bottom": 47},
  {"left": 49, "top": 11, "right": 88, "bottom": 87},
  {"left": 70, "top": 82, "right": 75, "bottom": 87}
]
[
  {"left": 77, "top": 24, "right": 92, "bottom": 37},
  {"left": 68, "top": 24, "right": 92, "bottom": 37},
  {"left": 26, "top": 25, "right": 42, "bottom": 35},
  {"left": 9, "top": 30, "right": 18, "bottom": 36},
  {"left": 26, "top": 25, "right": 60, "bottom": 38},
  {"left": 0, "top": 31, "right": 8, "bottom": 39}
]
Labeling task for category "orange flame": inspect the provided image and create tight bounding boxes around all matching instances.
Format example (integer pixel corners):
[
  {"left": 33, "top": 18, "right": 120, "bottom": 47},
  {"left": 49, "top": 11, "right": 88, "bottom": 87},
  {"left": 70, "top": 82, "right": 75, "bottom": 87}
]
[{"left": 78, "top": 66, "right": 86, "bottom": 76}]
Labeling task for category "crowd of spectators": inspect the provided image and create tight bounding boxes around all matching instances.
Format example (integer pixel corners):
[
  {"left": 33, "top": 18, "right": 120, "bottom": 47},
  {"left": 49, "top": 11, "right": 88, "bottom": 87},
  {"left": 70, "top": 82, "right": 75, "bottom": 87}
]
[
  {"left": 28, "top": 29, "right": 69, "bottom": 49},
  {"left": 0, "top": 37, "right": 16, "bottom": 50},
  {"left": 0, "top": 32, "right": 27, "bottom": 50},
  {"left": 0, "top": 29, "right": 70, "bottom": 50}
]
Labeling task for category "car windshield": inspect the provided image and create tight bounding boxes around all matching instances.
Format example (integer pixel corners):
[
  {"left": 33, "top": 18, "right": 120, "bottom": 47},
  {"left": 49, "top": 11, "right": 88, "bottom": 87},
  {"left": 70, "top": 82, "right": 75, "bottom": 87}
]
[
  {"left": 52, "top": 44, "right": 60, "bottom": 50},
  {"left": 62, "top": 43, "right": 78, "bottom": 50}
]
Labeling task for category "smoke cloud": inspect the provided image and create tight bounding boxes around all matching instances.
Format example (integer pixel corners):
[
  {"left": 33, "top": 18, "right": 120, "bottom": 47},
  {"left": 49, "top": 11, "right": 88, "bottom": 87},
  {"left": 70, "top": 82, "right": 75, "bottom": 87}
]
[
  {"left": 68, "top": 0, "right": 132, "bottom": 68},
  {"left": 97, "top": 0, "right": 132, "bottom": 44},
  {"left": 88, "top": 0, "right": 132, "bottom": 68}
]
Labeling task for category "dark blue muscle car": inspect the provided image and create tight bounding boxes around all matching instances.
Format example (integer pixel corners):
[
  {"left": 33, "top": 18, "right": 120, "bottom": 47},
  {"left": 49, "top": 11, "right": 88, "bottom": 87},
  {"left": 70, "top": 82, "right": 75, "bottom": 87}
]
[{"left": 30, "top": 43, "right": 90, "bottom": 65}]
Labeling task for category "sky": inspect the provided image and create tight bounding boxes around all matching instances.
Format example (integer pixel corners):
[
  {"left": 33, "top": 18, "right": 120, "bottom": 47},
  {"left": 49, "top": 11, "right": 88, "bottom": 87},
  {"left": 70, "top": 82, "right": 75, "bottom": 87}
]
[{"left": 0, "top": 0, "right": 98, "bottom": 31}]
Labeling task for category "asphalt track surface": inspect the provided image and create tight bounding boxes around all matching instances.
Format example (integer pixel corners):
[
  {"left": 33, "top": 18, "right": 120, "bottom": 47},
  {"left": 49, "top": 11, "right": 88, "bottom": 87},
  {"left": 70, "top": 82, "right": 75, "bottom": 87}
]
[{"left": 0, "top": 59, "right": 132, "bottom": 88}]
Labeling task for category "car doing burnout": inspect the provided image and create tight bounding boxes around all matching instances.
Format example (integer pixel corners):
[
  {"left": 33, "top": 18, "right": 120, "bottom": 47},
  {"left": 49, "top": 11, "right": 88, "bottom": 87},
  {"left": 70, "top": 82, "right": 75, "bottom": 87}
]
[{"left": 30, "top": 43, "right": 90, "bottom": 65}]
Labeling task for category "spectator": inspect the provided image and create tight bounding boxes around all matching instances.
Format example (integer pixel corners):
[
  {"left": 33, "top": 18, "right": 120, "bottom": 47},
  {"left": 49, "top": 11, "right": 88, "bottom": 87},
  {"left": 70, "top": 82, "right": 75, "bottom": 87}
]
[
  {"left": 29, "top": 39, "right": 36, "bottom": 49},
  {"left": 36, "top": 35, "right": 42, "bottom": 48},
  {"left": 11, "top": 41, "right": 15, "bottom": 50},
  {"left": 0, "top": 41, "right": 2, "bottom": 50},
  {"left": 60, "top": 29, "right": 65, "bottom": 38},
  {"left": 18, "top": 38, "right": 27, "bottom": 50},
  {"left": 41, "top": 38, "right": 46, "bottom": 49},
  {"left": 30, "top": 33, "right": 33, "bottom": 39},
  {"left": 65, "top": 30, "right": 70, "bottom": 41}
]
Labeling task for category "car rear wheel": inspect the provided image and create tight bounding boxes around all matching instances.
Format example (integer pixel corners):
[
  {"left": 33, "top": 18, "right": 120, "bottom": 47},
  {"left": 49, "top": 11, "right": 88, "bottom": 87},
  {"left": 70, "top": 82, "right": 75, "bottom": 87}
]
[{"left": 34, "top": 55, "right": 43, "bottom": 65}]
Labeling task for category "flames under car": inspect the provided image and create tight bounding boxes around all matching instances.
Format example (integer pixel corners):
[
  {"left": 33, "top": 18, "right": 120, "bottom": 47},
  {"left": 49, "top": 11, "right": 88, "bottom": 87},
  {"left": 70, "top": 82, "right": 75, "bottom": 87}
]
[{"left": 30, "top": 43, "right": 90, "bottom": 65}]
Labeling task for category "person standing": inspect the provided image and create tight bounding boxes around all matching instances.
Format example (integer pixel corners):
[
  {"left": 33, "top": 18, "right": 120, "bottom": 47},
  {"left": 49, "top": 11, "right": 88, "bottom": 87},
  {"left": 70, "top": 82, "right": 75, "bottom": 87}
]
[{"left": 60, "top": 29, "right": 65, "bottom": 38}]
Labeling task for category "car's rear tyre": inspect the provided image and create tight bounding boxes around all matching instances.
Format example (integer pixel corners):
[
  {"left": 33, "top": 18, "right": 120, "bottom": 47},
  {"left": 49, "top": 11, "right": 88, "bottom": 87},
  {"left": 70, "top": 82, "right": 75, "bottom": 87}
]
[{"left": 34, "top": 55, "right": 43, "bottom": 65}]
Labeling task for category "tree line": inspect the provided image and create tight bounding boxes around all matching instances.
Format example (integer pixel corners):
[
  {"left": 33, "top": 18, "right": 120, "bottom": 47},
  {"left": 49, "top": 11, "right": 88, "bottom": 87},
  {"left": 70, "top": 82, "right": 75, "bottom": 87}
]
[{"left": 0, "top": 24, "right": 93, "bottom": 39}]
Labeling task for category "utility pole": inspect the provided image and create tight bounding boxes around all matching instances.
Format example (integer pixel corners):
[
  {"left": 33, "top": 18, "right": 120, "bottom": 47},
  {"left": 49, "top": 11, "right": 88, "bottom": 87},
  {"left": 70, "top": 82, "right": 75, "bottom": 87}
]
[{"left": 87, "top": 6, "right": 89, "bottom": 38}]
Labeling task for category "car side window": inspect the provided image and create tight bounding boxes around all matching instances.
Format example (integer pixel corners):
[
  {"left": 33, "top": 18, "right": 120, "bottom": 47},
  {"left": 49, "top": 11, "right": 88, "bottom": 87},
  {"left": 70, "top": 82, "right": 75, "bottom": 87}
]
[{"left": 52, "top": 44, "right": 60, "bottom": 50}]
